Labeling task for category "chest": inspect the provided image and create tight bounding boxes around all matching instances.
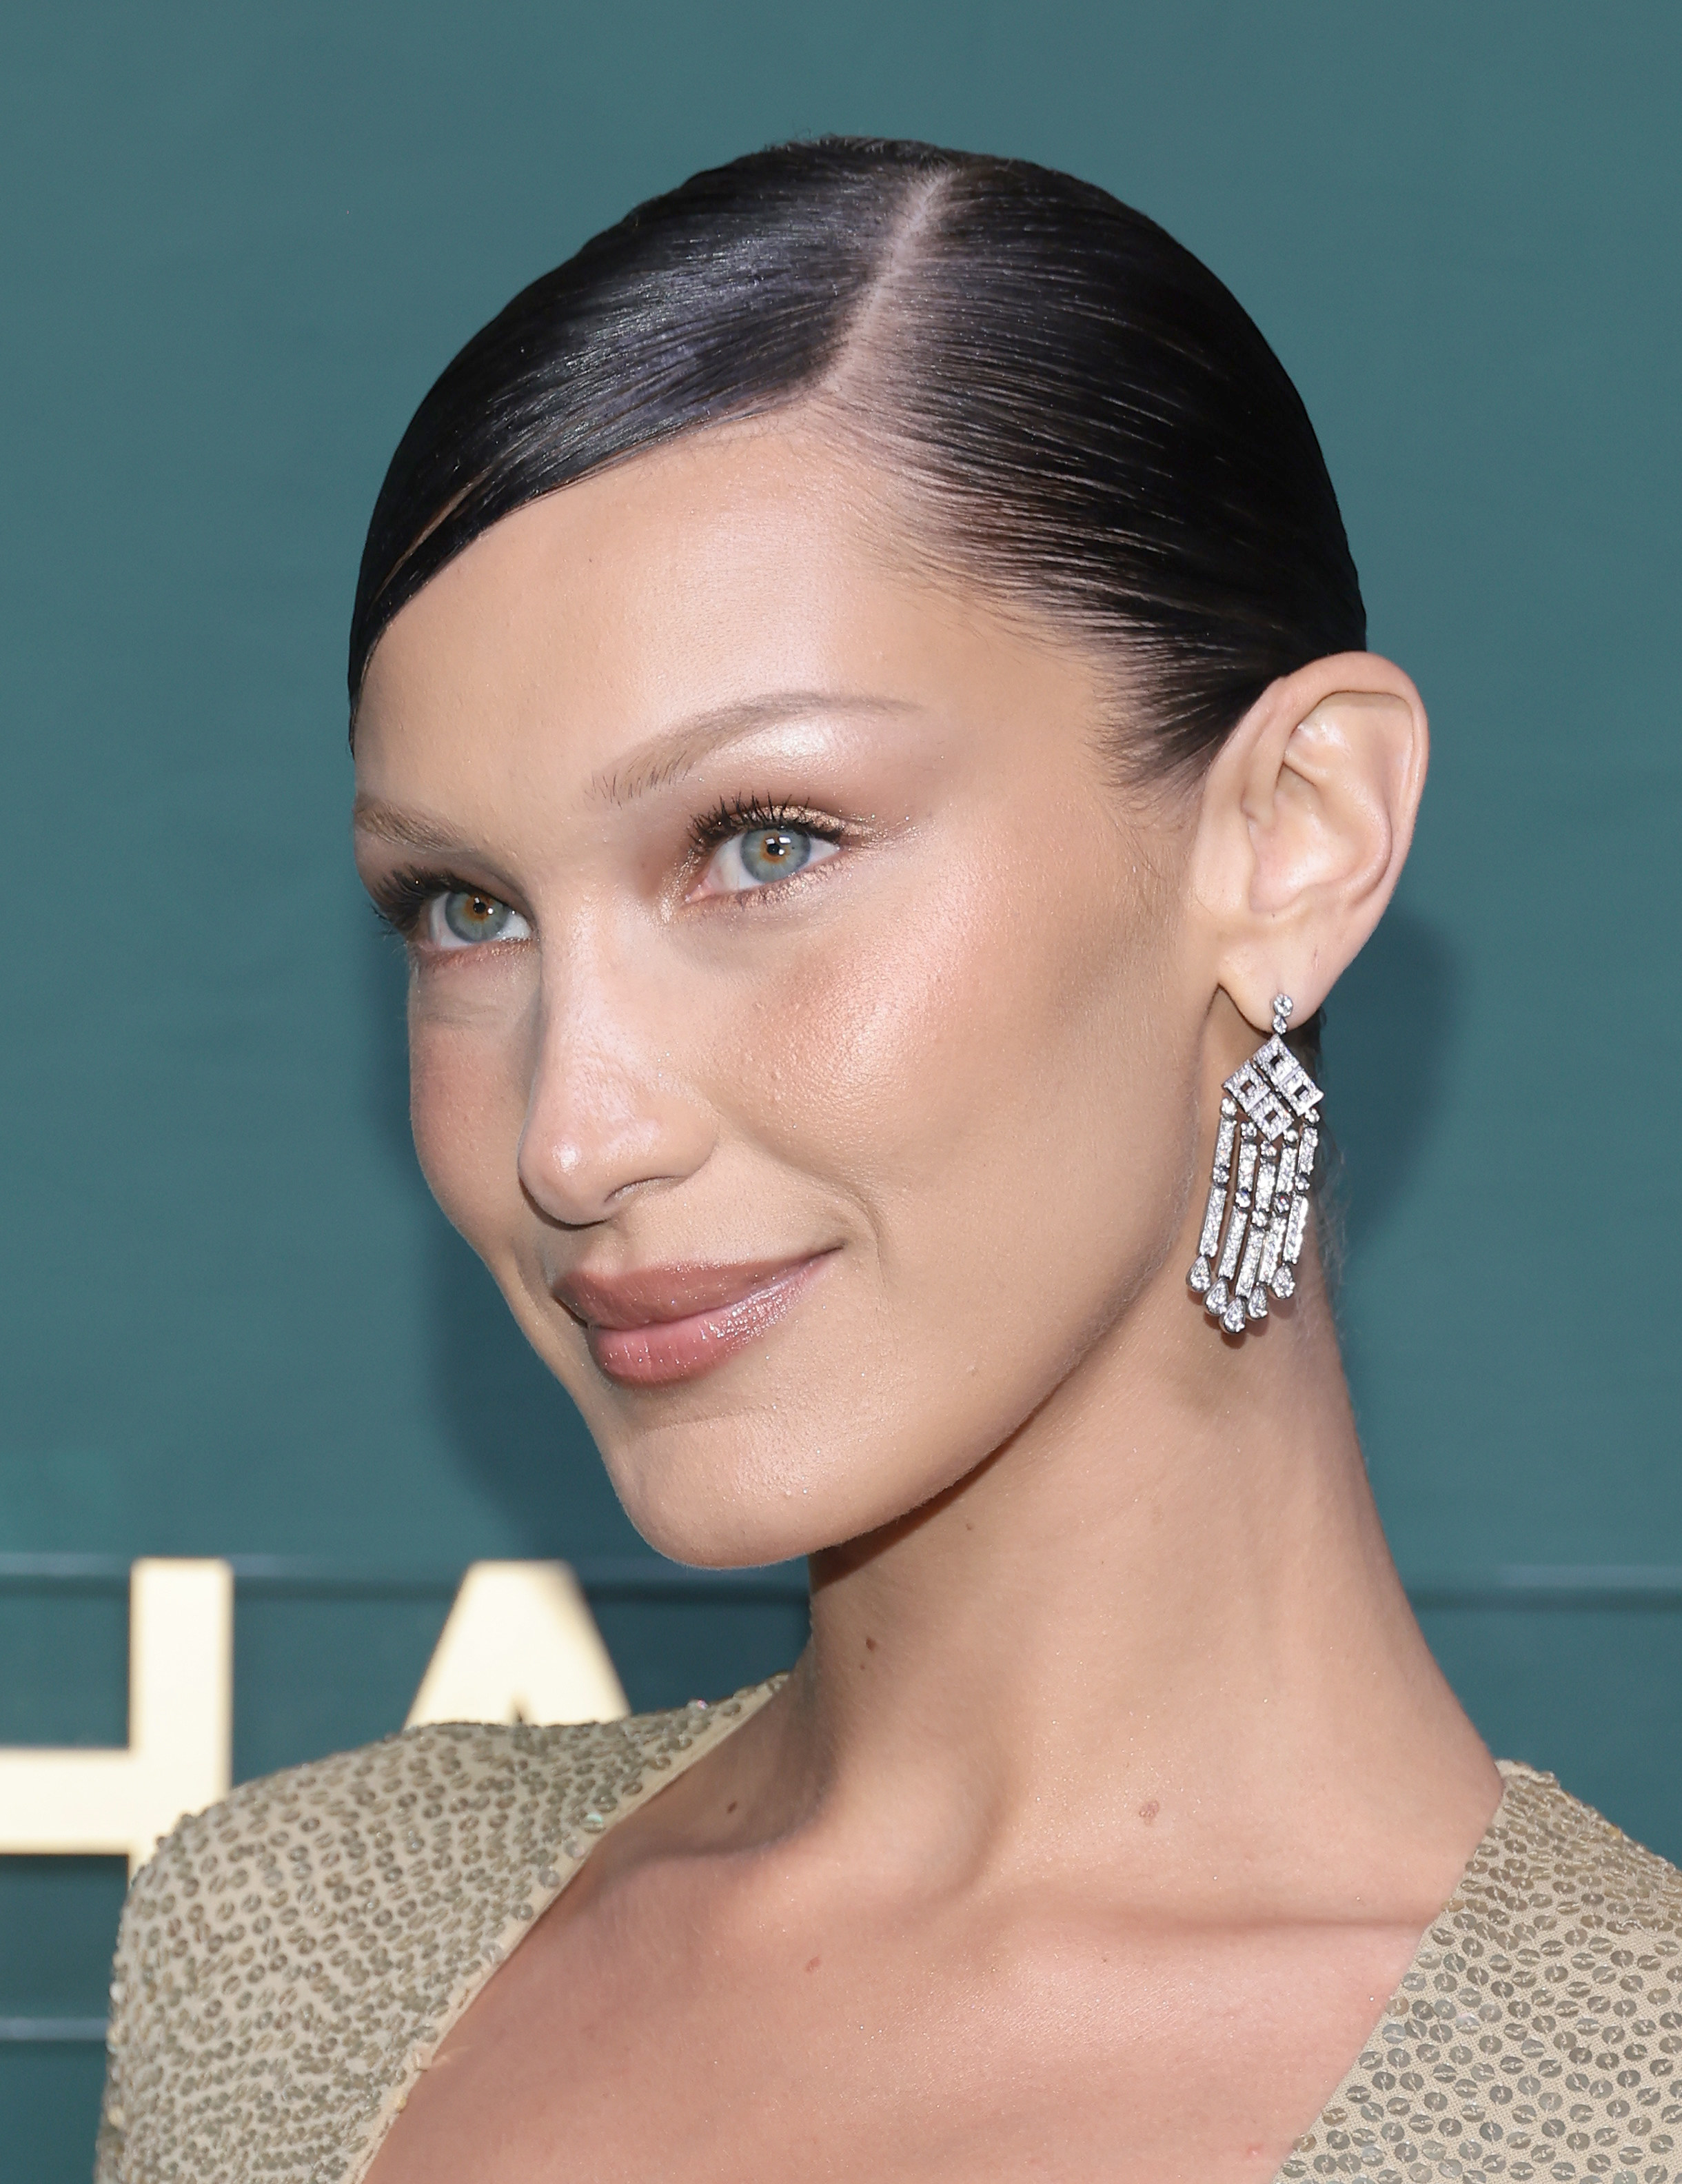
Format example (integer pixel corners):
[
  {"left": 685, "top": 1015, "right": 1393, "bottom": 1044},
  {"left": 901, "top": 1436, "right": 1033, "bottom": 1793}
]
[{"left": 365, "top": 1879, "right": 1421, "bottom": 2184}]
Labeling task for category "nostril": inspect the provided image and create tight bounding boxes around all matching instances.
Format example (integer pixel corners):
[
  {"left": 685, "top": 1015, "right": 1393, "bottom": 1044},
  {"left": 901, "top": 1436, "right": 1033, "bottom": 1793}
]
[
  {"left": 517, "top": 1168, "right": 614, "bottom": 1235},
  {"left": 516, "top": 1092, "right": 716, "bottom": 1230}
]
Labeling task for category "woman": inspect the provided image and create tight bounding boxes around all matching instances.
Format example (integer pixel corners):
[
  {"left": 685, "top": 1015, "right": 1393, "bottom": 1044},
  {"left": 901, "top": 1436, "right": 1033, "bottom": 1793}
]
[{"left": 98, "top": 140, "right": 1682, "bottom": 2184}]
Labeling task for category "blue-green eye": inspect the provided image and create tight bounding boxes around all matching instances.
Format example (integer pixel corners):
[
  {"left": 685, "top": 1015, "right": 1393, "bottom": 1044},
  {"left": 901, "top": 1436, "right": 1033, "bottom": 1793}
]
[
  {"left": 704, "top": 825, "right": 840, "bottom": 895},
  {"left": 742, "top": 827, "right": 814, "bottom": 882},
  {"left": 427, "top": 889, "right": 531, "bottom": 949}
]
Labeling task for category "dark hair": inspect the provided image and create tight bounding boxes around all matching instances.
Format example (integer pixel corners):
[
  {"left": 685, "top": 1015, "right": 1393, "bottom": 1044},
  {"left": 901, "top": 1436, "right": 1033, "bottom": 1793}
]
[{"left": 349, "top": 136, "right": 1364, "bottom": 787}]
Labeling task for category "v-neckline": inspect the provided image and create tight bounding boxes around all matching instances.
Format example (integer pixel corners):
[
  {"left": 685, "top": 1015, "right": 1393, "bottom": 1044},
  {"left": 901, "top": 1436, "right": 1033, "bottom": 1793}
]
[
  {"left": 353, "top": 1699, "right": 1517, "bottom": 2184},
  {"left": 1263, "top": 1760, "right": 1521, "bottom": 2181}
]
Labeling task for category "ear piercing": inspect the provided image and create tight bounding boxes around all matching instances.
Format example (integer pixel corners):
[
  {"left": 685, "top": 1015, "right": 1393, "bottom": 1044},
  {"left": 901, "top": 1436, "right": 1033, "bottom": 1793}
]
[{"left": 1186, "top": 995, "right": 1323, "bottom": 1335}]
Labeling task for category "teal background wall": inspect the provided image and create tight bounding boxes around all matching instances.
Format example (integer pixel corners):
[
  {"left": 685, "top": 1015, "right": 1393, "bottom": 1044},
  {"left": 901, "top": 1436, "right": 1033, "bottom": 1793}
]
[{"left": 2, "top": 4, "right": 1679, "bottom": 2174}]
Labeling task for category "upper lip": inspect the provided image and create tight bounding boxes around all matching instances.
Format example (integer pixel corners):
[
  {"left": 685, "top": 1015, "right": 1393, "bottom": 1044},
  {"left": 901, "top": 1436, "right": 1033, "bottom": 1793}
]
[{"left": 552, "top": 1255, "right": 827, "bottom": 1331}]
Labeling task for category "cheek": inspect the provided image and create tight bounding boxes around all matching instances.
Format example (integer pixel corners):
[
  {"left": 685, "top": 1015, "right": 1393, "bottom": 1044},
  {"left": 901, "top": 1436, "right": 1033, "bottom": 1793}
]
[
  {"left": 407, "top": 1004, "right": 529, "bottom": 1246},
  {"left": 707, "top": 820, "right": 1191, "bottom": 1435},
  {"left": 739, "top": 835, "right": 1177, "bottom": 1254}
]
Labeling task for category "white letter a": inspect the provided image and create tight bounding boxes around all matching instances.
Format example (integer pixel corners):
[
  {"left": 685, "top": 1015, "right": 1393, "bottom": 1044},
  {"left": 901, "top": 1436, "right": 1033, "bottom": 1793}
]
[{"left": 406, "top": 1561, "right": 629, "bottom": 1729}]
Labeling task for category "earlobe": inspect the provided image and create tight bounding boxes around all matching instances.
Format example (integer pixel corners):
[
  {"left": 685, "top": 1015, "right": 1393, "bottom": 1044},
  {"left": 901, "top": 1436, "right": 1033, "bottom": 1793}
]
[{"left": 1191, "top": 653, "right": 1428, "bottom": 1028}]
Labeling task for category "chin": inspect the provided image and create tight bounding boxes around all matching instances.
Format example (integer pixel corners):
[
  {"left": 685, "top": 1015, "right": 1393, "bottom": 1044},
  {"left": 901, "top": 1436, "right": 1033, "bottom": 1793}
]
[
  {"left": 588, "top": 1404, "right": 926, "bottom": 1572},
  {"left": 598, "top": 1436, "right": 845, "bottom": 1570}
]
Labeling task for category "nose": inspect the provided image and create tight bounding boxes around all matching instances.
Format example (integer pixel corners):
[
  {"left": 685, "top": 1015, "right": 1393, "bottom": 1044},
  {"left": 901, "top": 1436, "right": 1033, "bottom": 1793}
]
[{"left": 516, "top": 949, "right": 716, "bottom": 1228}]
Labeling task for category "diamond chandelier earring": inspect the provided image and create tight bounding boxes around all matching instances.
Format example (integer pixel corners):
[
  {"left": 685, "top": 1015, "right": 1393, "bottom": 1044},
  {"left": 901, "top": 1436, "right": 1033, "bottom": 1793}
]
[{"left": 1186, "top": 995, "right": 1324, "bottom": 1335}]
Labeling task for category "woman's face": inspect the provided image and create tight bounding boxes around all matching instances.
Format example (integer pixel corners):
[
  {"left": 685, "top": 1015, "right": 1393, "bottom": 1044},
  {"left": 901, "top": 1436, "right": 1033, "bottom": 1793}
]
[{"left": 354, "top": 420, "right": 1205, "bottom": 1566}]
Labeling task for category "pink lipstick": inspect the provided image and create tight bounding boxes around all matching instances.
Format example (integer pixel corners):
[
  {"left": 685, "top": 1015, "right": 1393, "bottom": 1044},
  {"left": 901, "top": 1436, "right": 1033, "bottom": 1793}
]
[{"left": 554, "top": 1253, "right": 833, "bottom": 1388}]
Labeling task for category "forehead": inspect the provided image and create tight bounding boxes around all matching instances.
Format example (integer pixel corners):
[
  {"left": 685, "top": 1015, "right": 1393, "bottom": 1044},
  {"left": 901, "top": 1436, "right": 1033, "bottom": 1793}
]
[
  {"left": 361, "top": 424, "right": 901, "bottom": 751},
  {"left": 352, "top": 418, "right": 1108, "bottom": 802}
]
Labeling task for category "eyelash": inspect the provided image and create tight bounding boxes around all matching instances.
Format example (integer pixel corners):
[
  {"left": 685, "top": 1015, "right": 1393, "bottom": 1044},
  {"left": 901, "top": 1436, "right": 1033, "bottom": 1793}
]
[
  {"left": 368, "top": 799, "right": 849, "bottom": 943},
  {"left": 367, "top": 867, "right": 487, "bottom": 941},
  {"left": 685, "top": 794, "right": 847, "bottom": 865}
]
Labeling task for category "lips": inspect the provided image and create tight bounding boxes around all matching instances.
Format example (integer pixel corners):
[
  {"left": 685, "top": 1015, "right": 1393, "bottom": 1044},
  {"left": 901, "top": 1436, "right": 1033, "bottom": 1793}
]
[{"left": 553, "top": 1253, "right": 833, "bottom": 1388}]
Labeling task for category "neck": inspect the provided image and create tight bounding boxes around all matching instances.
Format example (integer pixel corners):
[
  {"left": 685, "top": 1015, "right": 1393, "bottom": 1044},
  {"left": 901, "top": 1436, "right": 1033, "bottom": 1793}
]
[{"left": 759, "top": 1248, "right": 1495, "bottom": 1905}]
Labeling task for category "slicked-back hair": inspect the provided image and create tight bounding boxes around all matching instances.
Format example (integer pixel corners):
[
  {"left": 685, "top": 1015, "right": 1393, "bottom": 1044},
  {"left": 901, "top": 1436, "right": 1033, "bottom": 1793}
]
[{"left": 349, "top": 136, "right": 1365, "bottom": 792}]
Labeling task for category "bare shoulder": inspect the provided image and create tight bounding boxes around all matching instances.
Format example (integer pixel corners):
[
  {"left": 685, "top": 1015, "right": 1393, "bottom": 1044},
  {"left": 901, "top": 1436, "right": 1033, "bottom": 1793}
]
[
  {"left": 1282, "top": 1763, "right": 1682, "bottom": 2182},
  {"left": 97, "top": 1699, "right": 760, "bottom": 2184}
]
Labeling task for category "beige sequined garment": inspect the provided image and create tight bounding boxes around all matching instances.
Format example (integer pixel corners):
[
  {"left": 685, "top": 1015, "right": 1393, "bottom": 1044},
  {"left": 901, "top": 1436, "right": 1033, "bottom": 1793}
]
[{"left": 97, "top": 1698, "right": 1682, "bottom": 2184}]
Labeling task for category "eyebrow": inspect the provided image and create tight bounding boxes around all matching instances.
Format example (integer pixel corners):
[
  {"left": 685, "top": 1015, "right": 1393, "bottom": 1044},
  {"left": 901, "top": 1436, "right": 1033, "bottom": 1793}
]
[
  {"left": 350, "top": 689, "right": 921, "bottom": 853},
  {"left": 350, "top": 799, "right": 473, "bottom": 855},
  {"left": 588, "top": 691, "right": 918, "bottom": 807}
]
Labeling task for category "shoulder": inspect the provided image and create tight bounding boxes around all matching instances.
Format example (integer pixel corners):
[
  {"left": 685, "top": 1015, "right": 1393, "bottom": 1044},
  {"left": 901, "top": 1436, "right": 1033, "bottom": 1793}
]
[
  {"left": 1283, "top": 1763, "right": 1682, "bottom": 2181},
  {"left": 1483, "top": 1759, "right": 1682, "bottom": 1936},
  {"left": 97, "top": 1701, "right": 753, "bottom": 2184}
]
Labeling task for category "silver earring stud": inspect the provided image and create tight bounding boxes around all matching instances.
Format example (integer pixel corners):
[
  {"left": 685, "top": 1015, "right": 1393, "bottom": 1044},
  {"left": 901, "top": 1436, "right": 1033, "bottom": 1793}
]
[{"left": 1186, "top": 994, "right": 1324, "bottom": 1335}]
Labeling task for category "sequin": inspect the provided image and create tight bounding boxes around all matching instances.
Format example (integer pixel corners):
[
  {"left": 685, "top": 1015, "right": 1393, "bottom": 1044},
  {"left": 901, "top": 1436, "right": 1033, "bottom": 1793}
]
[
  {"left": 97, "top": 1688, "right": 780, "bottom": 2183},
  {"left": 97, "top": 1731, "right": 1682, "bottom": 2184},
  {"left": 1281, "top": 1763, "right": 1682, "bottom": 2184}
]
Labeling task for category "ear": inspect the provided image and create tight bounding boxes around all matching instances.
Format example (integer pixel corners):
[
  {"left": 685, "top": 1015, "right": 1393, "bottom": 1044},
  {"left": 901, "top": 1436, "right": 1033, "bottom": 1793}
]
[{"left": 1188, "top": 652, "right": 1429, "bottom": 1029}]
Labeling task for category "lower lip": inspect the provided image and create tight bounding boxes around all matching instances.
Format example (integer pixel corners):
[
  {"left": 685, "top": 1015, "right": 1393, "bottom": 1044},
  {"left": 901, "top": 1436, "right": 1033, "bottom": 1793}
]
[{"left": 585, "top": 1255, "right": 831, "bottom": 1388}]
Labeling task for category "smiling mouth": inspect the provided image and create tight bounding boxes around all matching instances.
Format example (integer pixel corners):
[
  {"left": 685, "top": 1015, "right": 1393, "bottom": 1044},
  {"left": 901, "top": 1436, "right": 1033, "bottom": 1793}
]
[{"left": 554, "top": 1253, "right": 835, "bottom": 1388}]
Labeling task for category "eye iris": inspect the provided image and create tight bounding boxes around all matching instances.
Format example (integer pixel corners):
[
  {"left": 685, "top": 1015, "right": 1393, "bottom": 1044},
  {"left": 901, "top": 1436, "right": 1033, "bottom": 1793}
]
[
  {"left": 443, "top": 891, "right": 511, "bottom": 943},
  {"left": 740, "top": 828, "right": 811, "bottom": 884}
]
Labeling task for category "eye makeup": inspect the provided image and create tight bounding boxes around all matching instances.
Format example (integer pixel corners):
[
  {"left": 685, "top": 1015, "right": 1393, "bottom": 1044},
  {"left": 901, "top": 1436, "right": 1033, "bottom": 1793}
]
[
  {"left": 363, "top": 788, "right": 864, "bottom": 946},
  {"left": 684, "top": 793, "right": 849, "bottom": 862},
  {"left": 365, "top": 866, "right": 511, "bottom": 942}
]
